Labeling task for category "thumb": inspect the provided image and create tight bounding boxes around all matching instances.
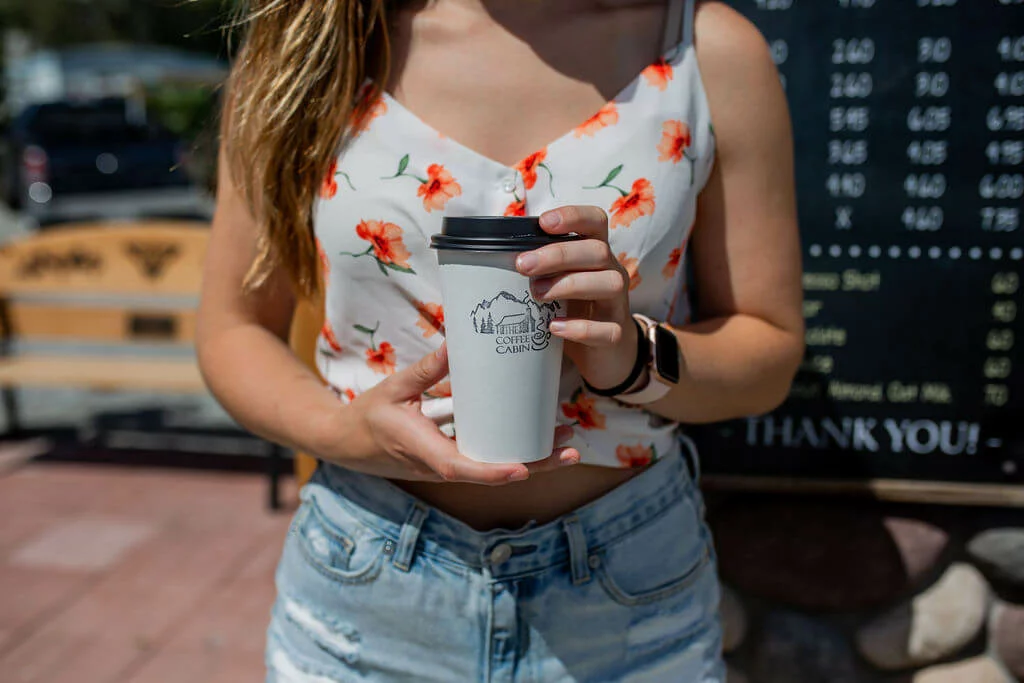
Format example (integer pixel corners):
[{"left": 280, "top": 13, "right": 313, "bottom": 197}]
[{"left": 382, "top": 344, "right": 449, "bottom": 401}]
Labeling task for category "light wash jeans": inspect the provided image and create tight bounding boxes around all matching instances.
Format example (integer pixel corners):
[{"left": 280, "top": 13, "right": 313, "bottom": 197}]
[{"left": 265, "top": 441, "right": 725, "bottom": 682}]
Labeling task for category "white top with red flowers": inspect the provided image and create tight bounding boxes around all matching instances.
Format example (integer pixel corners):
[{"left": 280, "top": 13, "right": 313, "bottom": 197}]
[{"left": 314, "top": 0, "right": 714, "bottom": 468}]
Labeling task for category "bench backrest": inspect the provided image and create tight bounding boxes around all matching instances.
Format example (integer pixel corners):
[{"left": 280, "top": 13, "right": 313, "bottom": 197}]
[{"left": 0, "top": 221, "right": 208, "bottom": 348}]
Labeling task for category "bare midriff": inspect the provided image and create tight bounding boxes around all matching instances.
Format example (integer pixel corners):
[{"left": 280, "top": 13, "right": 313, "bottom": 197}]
[{"left": 391, "top": 466, "right": 641, "bottom": 531}]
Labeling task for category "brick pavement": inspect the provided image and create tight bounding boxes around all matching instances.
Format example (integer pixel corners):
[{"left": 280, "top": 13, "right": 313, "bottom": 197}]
[{"left": 0, "top": 462, "right": 295, "bottom": 683}]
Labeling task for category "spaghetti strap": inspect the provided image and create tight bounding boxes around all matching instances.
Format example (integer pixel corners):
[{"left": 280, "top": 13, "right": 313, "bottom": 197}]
[
  {"left": 662, "top": 0, "right": 686, "bottom": 53},
  {"left": 683, "top": 0, "right": 696, "bottom": 48}
]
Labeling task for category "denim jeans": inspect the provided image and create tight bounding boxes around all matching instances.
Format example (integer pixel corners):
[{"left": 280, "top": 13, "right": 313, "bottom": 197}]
[{"left": 266, "top": 440, "right": 725, "bottom": 682}]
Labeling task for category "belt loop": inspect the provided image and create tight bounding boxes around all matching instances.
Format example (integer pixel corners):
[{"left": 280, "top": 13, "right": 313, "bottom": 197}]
[
  {"left": 562, "top": 516, "right": 591, "bottom": 586},
  {"left": 392, "top": 502, "right": 429, "bottom": 572},
  {"left": 679, "top": 432, "right": 701, "bottom": 483}
]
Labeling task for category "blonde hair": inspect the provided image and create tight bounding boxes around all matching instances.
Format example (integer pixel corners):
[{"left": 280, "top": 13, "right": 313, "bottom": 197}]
[{"left": 223, "top": 0, "right": 392, "bottom": 297}]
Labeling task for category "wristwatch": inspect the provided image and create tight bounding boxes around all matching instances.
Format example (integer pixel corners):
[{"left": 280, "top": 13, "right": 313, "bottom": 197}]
[{"left": 615, "top": 314, "right": 682, "bottom": 405}]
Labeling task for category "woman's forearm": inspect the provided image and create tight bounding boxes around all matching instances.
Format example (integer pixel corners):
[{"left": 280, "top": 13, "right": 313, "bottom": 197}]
[
  {"left": 648, "top": 314, "right": 804, "bottom": 424},
  {"left": 197, "top": 322, "right": 346, "bottom": 458}
]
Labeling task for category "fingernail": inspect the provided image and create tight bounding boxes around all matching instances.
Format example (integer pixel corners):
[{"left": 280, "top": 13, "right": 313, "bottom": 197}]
[
  {"left": 549, "top": 320, "right": 566, "bottom": 333},
  {"left": 508, "top": 468, "right": 530, "bottom": 482},
  {"left": 539, "top": 211, "right": 562, "bottom": 229},
  {"left": 434, "top": 346, "right": 445, "bottom": 360},
  {"left": 517, "top": 253, "right": 538, "bottom": 273},
  {"left": 560, "top": 451, "right": 581, "bottom": 466}
]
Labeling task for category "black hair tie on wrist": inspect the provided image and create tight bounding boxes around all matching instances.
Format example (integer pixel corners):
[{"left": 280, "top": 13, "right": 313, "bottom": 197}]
[{"left": 582, "top": 317, "right": 650, "bottom": 397}]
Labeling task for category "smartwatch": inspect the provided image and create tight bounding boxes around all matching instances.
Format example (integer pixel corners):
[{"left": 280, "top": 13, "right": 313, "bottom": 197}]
[{"left": 616, "top": 314, "right": 681, "bottom": 405}]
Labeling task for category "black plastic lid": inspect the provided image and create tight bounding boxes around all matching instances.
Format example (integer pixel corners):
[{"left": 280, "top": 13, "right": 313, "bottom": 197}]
[{"left": 430, "top": 216, "right": 583, "bottom": 252}]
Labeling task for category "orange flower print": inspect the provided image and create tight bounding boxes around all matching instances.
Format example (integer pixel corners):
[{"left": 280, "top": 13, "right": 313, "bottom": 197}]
[
  {"left": 658, "top": 120, "right": 693, "bottom": 163},
  {"left": 617, "top": 252, "right": 642, "bottom": 291},
  {"left": 341, "top": 220, "right": 415, "bottom": 276},
  {"left": 383, "top": 155, "right": 462, "bottom": 213},
  {"left": 662, "top": 243, "right": 684, "bottom": 279},
  {"left": 366, "top": 342, "right": 396, "bottom": 375},
  {"left": 414, "top": 300, "right": 445, "bottom": 338},
  {"left": 354, "top": 322, "right": 396, "bottom": 375},
  {"left": 320, "top": 160, "right": 338, "bottom": 199},
  {"left": 418, "top": 164, "right": 462, "bottom": 212},
  {"left": 609, "top": 178, "right": 656, "bottom": 229},
  {"left": 334, "top": 388, "right": 357, "bottom": 403},
  {"left": 561, "top": 388, "right": 607, "bottom": 430},
  {"left": 515, "top": 148, "right": 555, "bottom": 196},
  {"left": 350, "top": 86, "right": 387, "bottom": 135},
  {"left": 320, "top": 160, "right": 355, "bottom": 199},
  {"left": 586, "top": 165, "right": 656, "bottom": 229},
  {"left": 504, "top": 198, "right": 526, "bottom": 217},
  {"left": 616, "top": 443, "right": 655, "bottom": 467},
  {"left": 574, "top": 102, "right": 619, "bottom": 138},
  {"left": 425, "top": 380, "right": 452, "bottom": 399},
  {"left": 658, "top": 120, "right": 697, "bottom": 186},
  {"left": 321, "top": 320, "right": 343, "bottom": 353},
  {"left": 642, "top": 58, "right": 673, "bottom": 91}
]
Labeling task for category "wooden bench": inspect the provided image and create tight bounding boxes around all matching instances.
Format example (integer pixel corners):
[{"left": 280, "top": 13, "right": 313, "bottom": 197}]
[{"left": 0, "top": 220, "right": 287, "bottom": 507}]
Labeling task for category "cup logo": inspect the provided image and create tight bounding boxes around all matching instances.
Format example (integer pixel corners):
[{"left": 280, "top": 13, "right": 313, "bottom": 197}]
[{"left": 471, "top": 290, "right": 561, "bottom": 355}]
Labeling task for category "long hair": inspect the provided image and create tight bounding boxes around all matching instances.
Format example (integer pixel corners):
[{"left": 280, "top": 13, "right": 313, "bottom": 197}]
[{"left": 223, "top": 0, "right": 392, "bottom": 297}]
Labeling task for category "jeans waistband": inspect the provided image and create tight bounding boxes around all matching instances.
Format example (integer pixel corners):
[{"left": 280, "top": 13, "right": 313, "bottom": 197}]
[{"left": 308, "top": 440, "right": 700, "bottom": 581}]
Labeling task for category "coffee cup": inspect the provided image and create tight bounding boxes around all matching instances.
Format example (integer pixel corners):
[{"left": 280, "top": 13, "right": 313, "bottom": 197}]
[{"left": 430, "top": 216, "right": 581, "bottom": 464}]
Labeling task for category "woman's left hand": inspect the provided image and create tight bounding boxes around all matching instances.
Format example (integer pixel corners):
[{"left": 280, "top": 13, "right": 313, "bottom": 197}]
[{"left": 515, "top": 206, "right": 640, "bottom": 392}]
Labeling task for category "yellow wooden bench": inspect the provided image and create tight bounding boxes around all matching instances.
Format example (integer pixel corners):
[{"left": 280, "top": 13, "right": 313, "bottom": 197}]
[
  {"left": 289, "top": 296, "right": 324, "bottom": 490},
  {"left": 0, "top": 220, "right": 287, "bottom": 507}
]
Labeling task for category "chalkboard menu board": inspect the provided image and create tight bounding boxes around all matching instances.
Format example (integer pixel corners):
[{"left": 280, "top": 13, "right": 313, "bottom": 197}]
[{"left": 696, "top": 1, "right": 1024, "bottom": 501}]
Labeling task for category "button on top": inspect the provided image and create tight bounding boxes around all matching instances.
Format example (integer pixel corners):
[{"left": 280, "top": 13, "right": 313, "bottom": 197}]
[
  {"left": 489, "top": 543, "right": 513, "bottom": 564},
  {"left": 502, "top": 177, "right": 517, "bottom": 193}
]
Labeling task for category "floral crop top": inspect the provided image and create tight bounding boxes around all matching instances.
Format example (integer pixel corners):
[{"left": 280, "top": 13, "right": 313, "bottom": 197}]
[{"left": 313, "top": 0, "right": 715, "bottom": 468}]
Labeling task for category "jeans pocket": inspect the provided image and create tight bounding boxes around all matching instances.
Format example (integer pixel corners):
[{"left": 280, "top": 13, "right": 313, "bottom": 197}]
[
  {"left": 293, "top": 493, "right": 392, "bottom": 585},
  {"left": 591, "top": 493, "right": 711, "bottom": 607}
]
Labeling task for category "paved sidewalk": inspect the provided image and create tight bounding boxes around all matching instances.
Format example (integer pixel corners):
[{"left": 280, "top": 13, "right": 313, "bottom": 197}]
[{"left": 0, "top": 461, "right": 296, "bottom": 683}]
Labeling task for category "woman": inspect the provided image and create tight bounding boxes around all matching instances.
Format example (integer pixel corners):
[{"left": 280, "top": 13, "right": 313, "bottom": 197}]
[{"left": 197, "top": 0, "right": 803, "bottom": 679}]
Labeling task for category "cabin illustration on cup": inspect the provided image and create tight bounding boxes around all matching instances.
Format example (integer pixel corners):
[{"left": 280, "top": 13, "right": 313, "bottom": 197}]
[{"left": 471, "top": 291, "right": 559, "bottom": 343}]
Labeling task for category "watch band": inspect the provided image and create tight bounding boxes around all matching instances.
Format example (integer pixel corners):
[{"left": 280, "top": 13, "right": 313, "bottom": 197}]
[{"left": 616, "top": 314, "right": 676, "bottom": 405}]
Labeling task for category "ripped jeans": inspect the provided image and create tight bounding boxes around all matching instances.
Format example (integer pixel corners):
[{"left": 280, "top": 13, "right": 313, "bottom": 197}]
[{"left": 265, "top": 442, "right": 724, "bottom": 682}]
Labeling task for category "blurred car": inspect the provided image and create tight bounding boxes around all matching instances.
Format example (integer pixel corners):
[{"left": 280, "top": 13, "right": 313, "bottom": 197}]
[{"left": 0, "top": 98, "right": 211, "bottom": 225}]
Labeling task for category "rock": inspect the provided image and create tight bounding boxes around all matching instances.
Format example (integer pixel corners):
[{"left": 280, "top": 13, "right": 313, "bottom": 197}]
[
  {"left": 992, "top": 603, "right": 1024, "bottom": 681},
  {"left": 885, "top": 517, "right": 950, "bottom": 581},
  {"left": 911, "top": 656, "right": 1011, "bottom": 683},
  {"left": 752, "top": 612, "right": 861, "bottom": 683},
  {"left": 856, "top": 563, "right": 989, "bottom": 671},
  {"left": 720, "top": 585, "right": 747, "bottom": 654},
  {"left": 726, "top": 663, "right": 749, "bottom": 683},
  {"left": 710, "top": 499, "right": 948, "bottom": 611},
  {"left": 968, "top": 529, "right": 1024, "bottom": 594}
]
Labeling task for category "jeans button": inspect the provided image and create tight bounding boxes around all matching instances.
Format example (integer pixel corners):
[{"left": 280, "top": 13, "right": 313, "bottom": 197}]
[{"left": 489, "top": 543, "right": 512, "bottom": 564}]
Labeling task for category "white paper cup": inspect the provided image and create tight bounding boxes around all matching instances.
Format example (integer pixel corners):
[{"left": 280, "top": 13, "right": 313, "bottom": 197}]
[{"left": 431, "top": 217, "right": 581, "bottom": 464}]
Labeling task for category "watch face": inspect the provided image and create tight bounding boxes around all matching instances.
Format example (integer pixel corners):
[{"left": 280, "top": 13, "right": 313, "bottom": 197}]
[{"left": 653, "top": 325, "right": 681, "bottom": 384}]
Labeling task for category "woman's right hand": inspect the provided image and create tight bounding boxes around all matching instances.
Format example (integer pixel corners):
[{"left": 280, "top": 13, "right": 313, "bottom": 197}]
[{"left": 327, "top": 344, "right": 580, "bottom": 485}]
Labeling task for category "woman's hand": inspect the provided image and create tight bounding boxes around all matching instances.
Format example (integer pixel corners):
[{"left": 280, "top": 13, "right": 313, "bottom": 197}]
[
  {"left": 329, "top": 344, "right": 579, "bottom": 485},
  {"left": 515, "top": 206, "right": 640, "bottom": 391}
]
